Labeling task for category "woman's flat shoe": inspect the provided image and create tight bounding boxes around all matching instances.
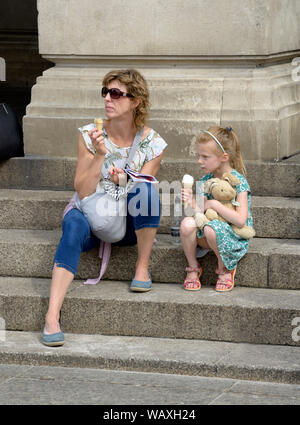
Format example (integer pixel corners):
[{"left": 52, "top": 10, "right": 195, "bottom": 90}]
[
  {"left": 42, "top": 328, "right": 65, "bottom": 347},
  {"left": 42, "top": 310, "right": 64, "bottom": 347},
  {"left": 130, "top": 272, "right": 152, "bottom": 292}
]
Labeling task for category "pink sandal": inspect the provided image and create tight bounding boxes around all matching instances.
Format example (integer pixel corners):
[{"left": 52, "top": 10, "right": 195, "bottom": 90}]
[
  {"left": 215, "top": 268, "right": 236, "bottom": 292},
  {"left": 184, "top": 263, "right": 202, "bottom": 291}
]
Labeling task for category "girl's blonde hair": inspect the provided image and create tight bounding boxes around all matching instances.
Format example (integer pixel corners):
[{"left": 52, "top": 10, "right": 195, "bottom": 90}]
[
  {"left": 196, "top": 126, "right": 246, "bottom": 176},
  {"left": 102, "top": 69, "right": 150, "bottom": 128}
]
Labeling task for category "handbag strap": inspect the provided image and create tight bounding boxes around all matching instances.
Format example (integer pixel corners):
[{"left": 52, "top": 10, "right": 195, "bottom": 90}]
[
  {"left": 100, "top": 126, "right": 143, "bottom": 178},
  {"left": 124, "top": 126, "right": 144, "bottom": 169}
]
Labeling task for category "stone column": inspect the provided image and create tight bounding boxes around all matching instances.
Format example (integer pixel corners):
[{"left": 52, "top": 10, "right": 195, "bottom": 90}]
[
  {"left": 24, "top": 0, "right": 300, "bottom": 160},
  {"left": 0, "top": 0, "right": 51, "bottom": 122}
]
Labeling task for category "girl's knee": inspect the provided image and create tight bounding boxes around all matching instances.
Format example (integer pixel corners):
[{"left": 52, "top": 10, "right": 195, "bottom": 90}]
[
  {"left": 203, "top": 225, "right": 216, "bottom": 240},
  {"left": 180, "top": 217, "right": 197, "bottom": 236}
]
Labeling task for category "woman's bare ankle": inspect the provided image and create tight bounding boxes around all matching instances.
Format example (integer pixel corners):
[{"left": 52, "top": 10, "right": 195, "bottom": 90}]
[
  {"left": 44, "top": 311, "right": 61, "bottom": 334},
  {"left": 134, "top": 263, "right": 150, "bottom": 282}
]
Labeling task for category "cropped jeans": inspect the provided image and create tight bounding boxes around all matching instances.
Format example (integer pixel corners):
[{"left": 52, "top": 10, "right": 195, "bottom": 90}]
[{"left": 53, "top": 182, "right": 161, "bottom": 276}]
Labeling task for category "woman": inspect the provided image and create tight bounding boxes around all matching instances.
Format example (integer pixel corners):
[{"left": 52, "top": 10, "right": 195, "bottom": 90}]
[{"left": 42, "top": 69, "right": 168, "bottom": 346}]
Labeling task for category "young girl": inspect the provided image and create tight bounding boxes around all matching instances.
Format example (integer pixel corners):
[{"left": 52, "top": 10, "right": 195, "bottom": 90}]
[{"left": 180, "top": 126, "right": 254, "bottom": 292}]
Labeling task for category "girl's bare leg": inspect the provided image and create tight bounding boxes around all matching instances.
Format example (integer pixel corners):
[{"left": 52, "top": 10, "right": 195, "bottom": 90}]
[
  {"left": 203, "top": 225, "right": 232, "bottom": 290},
  {"left": 180, "top": 217, "right": 201, "bottom": 288},
  {"left": 203, "top": 226, "right": 226, "bottom": 273}
]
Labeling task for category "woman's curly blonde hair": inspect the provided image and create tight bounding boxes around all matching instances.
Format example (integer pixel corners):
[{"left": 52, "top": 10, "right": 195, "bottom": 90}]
[{"left": 102, "top": 69, "right": 150, "bottom": 128}]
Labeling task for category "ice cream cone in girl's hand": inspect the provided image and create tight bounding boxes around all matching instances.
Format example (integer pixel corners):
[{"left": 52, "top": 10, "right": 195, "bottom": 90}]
[{"left": 182, "top": 174, "right": 194, "bottom": 208}]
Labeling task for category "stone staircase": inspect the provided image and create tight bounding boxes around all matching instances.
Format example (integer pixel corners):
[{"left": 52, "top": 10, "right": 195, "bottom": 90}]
[{"left": 0, "top": 156, "right": 299, "bottom": 384}]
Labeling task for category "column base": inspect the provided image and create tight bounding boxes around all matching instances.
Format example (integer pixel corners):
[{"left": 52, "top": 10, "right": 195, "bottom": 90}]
[{"left": 23, "top": 60, "right": 300, "bottom": 161}]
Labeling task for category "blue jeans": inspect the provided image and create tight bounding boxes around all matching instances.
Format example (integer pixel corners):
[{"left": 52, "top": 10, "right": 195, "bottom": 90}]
[{"left": 53, "top": 182, "right": 161, "bottom": 275}]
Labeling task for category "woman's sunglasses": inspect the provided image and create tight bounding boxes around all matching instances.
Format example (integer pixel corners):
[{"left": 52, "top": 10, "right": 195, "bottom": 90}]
[{"left": 101, "top": 87, "right": 134, "bottom": 100}]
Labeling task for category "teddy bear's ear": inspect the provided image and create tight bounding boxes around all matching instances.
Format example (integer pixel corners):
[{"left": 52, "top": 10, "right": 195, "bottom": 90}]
[
  {"left": 204, "top": 178, "right": 219, "bottom": 193},
  {"left": 222, "top": 172, "right": 240, "bottom": 187}
]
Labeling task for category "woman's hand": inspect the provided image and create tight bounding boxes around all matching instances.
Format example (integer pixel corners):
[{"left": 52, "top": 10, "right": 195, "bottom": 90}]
[
  {"left": 109, "top": 166, "right": 127, "bottom": 186},
  {"left": 88, "top": 128, "right": 107, "bottom": 157}
]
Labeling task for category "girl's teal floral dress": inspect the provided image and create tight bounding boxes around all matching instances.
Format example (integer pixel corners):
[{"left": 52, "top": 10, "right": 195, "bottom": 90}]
[{"left": 196, "top": 169, "right": 253, "bottom": 270}]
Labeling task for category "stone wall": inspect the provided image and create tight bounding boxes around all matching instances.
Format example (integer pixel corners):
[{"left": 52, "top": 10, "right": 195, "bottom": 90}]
[{"left": 23, "top": 0, "right": 300, "bottom": 160}]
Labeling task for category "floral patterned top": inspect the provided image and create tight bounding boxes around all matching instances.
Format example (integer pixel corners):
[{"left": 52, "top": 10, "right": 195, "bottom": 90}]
[{"left": 78, "top": 122, "right": 168, "bottom": 179}]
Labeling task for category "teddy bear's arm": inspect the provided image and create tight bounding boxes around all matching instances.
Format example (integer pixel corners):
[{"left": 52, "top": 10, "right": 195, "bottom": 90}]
[{"left": 210, "top": 192, "right": 249, "bottom": 228}]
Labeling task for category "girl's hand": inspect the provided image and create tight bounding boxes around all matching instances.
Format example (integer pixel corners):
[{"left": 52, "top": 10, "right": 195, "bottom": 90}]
[
  {"left": 204, "top": 199, "right": 220, "bottom": 212},
  {"left": 109, "top": 166, "right": 127, "bottom": 185},
  {"left": 88, "top": 128, "right": 107, "bottom": 157},
  {"left": 204, "top": 194, "right": 249, "bottom": 228},
  {"left": 181, "top": 188, "right": 195, "bottom": 208}
]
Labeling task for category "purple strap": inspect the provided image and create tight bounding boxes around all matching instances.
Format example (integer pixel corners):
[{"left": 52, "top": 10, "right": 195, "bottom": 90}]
[
  {"left": 62, "top": 194, "right": 111, "bottom": 285},
  {"left": 63, "top": 193, "right": 77, "bottom": 217},
  {"left": 83, "top": 241, "right": 111, "bottom": 285}
]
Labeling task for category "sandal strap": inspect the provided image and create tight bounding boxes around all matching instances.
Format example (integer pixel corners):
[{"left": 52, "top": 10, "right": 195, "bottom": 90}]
[
  {"left": 216, "top": 279, "right": 233, "bottom": 291},
  {"left": 185, "top": 265, "right": 202, "bottom": 273},
  {"left": 218, "top": 276, "right": 233, "bottom": 283},
  {"left": 184, "top": 278, "right": 200, "bottom": 284},
  {"left": 218, "top": 269, "right": 235, "bottom": 283},
  {"left": 184, "top": 278, "right": 201, "bottom": 289},
  {"left": 216, "top": 269, "right": 236, "bottom": 291},
  {"left": 216, "top": 280, "right": 232, "bottom": 288}
]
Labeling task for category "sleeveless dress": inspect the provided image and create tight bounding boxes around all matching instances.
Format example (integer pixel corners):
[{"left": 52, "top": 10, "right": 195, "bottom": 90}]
[{"left": 196, "top": 169, "right": 254, "bottom": 271}]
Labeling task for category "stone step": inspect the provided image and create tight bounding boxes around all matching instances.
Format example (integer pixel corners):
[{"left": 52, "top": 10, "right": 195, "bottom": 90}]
[
  {"left": 0, "top": 230, "right": 299, "bottom": 289},
  {"left": 0, "top": 189, "right": 299, "bottom": 239},
  {"left": 162, "top": 196, "right": 300, "bottom": 239},
  {"left": 0, "top": 156, "right": 299, "bottom": 197},
  {"left": 0, "top": 189, "right": 74, "bottom": 231},
  {"left": 0, "top": 277, "right": 299, "bottom": 347},
  {"left": 0, "top": 331, "right": 299, "bottom": 384}
]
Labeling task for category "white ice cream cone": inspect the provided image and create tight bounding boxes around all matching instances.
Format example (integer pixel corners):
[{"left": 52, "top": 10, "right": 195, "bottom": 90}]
[{"left": 182, "top": 174, "right": 194, "bottom": 209}]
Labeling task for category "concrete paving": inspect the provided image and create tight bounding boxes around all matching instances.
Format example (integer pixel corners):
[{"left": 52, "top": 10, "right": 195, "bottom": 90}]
[{"left": 0, "top": 363, "right": 299, "bottom": 405}]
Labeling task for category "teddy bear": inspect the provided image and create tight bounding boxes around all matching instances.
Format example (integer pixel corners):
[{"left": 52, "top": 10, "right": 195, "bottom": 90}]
[{"left": 194, "top": 172, "right": 255, "bottom": 239}]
